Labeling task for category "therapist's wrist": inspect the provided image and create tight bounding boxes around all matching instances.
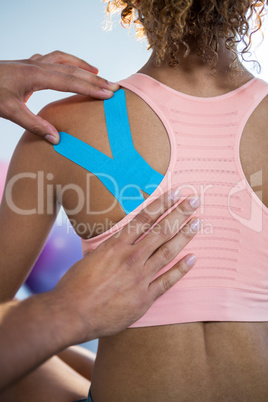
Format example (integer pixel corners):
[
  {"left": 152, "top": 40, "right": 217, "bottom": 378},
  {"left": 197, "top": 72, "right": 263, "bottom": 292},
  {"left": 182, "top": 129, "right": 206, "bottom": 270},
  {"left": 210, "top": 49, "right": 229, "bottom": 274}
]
[
  {"left": 24, "top": 291, "right": 81, "bottom": 350},
  {"left": 48, "top": 287, "right": 96, "bottom": 347}
]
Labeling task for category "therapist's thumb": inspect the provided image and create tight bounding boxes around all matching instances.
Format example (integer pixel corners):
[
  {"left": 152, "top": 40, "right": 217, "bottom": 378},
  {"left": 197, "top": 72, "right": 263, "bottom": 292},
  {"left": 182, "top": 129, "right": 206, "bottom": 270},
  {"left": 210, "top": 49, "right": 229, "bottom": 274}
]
[{"left": 9, "top": 101, "right": 60, "bottom": 144}]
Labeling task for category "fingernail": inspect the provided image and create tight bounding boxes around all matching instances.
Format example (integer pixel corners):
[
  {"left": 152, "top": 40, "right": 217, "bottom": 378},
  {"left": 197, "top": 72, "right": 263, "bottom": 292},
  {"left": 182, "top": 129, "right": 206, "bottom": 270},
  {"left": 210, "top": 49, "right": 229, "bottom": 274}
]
[
  {"left": 102, "top": 88, "right": 114, "bottom": 96},
  {"left": 190, "top": 218, "right": 201, "bottom": 232},
  {"left": 189, "top": 195, "right": 200, "bottom": 208},
  {"left": 185, "top": 254, "right": 197, "bottom": 267},
  {"left": 45, "top": 134, "right": 58, "bottom": 144},
  {"left": 169, "top": 189, "right": 181, "bottom": 201},
  {"left": 108, "top": 81, "right": 119, "bottom": 88}
]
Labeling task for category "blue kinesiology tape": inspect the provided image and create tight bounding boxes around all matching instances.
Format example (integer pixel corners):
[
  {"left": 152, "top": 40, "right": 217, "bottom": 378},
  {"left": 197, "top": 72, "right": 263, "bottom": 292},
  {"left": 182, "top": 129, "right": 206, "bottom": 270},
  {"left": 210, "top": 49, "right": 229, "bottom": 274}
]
[{"left": 53, "top": 88, "right": 164, "bottom": 214}]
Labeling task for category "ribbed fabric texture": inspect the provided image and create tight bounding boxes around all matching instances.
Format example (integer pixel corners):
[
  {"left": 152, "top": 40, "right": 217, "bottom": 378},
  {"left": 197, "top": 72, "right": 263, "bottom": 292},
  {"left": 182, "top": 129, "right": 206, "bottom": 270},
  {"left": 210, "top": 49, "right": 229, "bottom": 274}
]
[{"left": 81, "top": 73, "right": 268, "bottom": 327}]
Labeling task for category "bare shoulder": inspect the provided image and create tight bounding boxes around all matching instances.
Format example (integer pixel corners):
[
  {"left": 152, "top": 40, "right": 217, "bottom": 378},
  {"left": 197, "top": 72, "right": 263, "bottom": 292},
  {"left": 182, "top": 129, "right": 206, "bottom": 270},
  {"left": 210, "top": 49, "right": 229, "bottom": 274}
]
[
  {"left": 39, "top": 94, "right": 106, "bottom": 140},
  {"left": 12, "top": 94, "right": 109, "bottom": 182},
  {"left": 39, "top": 93, "right": 113, "bottom": 157}
]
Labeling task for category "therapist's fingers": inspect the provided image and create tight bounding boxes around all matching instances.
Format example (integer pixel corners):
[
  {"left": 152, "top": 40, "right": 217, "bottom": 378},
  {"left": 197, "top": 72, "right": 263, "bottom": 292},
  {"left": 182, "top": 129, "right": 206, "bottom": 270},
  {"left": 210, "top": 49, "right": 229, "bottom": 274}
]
[
  {"left": 33, "top": 64, "right": 119, "bottom": 98},
  {"left": 3, "top": 101, "right": 60, "bottom": 144},
  {"left": 145, "top": 215, "right": 200, "bottom": 277},
  {"left": 140, "top": 194, "right": 200, "bottom": 255},
  {"left": 115, "top": 188, "right": 182, "bottom": 244},
  {"left": 148, "top": 253, "right": 198, "bottom": 301},
  {"left": 27, "top": 51, "right": 120, "bottom": 94},
  {"left": 0, "top": 55, "right": 120, "bottom": 144},
  {"left": 29, "top": 50, "right": 100, "bottom": 75},
  {"left": 29, "top": 53, "right": 43, "bottom": 61}
]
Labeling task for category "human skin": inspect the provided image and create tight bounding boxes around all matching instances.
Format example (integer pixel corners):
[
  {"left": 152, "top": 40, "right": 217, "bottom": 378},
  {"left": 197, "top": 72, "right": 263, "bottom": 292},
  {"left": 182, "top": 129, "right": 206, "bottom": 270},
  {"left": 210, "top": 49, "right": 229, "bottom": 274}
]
[
  {"left": 0, "top": 189, "right": 199, "bottom": 393},
  {"left": 0, "top": 40, "right": 268, "bottom": 402},
  {"left": 89, "top": 46, "right": 268, "bottom": 401},
  {"left": 0, "top": 51, "right": 120, "bottom": 144},
  {"left": 0, "top": 50, "right": 200, "bottom": 397}
]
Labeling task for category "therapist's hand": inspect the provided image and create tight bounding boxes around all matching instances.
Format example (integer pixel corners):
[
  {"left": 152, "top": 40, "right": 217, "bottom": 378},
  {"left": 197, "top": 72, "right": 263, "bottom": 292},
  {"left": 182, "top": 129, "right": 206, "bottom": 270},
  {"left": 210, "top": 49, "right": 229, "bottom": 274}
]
[
  {"left": 53, "top": 189, "right": 200, "bottom": 344},
  {"left": 0, "top": 51, "right": 120, "bottom": 144},
  {"left": 0, "top": 190, "right": 200, "bottom": 391}
]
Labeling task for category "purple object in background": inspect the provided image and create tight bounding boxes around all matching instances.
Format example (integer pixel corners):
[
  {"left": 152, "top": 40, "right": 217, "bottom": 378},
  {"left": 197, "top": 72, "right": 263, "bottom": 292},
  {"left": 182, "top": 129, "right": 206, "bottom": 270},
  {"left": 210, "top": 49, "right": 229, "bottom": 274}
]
[
  {"left": 1, "top": 161, "right": 98, "bottom": 352},
  {"left": 26, "top": 223, "right": 83, "bottom": 293},
  {"left": 1, "top": 161, "right": 82, "bottom": 293}
]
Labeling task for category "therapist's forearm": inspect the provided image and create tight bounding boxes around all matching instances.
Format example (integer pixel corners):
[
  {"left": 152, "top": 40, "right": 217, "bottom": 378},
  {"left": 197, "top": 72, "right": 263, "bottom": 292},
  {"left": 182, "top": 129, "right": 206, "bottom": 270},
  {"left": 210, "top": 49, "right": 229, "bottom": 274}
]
[
  {"left": 0, "top": 291, "right": 80, "bottom": 393},
  {"left": 0, "top": 190, "right": 200, "bottom": 393}
]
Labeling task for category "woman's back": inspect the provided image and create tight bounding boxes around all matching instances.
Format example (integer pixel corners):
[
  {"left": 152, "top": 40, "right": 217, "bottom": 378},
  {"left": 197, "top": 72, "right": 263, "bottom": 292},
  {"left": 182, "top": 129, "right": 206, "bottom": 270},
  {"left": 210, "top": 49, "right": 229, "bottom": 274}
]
[
  {"left": 36, "top": 68, "right": 268, "bottom": 400},
  {"left": 0, "top": 0, "right": 267, "bottom": 399},
  {"left": 0, "top": 64, "right": 267, "bottom": 399},
  {"left": 0, "top": 54, "right": 267, "bottom": 400}
]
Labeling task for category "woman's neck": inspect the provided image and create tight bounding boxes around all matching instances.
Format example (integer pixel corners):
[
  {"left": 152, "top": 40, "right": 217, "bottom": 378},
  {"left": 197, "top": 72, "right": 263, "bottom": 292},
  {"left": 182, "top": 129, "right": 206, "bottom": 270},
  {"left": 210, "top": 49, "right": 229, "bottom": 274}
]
[{"left": 137, "top": 38, "right": 254, "bottom": 95}]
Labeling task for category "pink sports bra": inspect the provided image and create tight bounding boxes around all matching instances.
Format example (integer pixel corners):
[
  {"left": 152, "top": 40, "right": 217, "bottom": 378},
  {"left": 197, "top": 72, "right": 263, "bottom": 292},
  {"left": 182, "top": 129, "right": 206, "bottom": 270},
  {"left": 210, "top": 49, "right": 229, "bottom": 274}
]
[{"left": 81, "top": 73, "right": 268, "bottom": 328}]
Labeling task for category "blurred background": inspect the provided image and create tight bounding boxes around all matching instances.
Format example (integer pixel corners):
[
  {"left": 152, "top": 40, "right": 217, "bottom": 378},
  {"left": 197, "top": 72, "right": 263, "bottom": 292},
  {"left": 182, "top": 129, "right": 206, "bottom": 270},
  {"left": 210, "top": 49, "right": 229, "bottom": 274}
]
[
  {"left": 0, "top": 0, "right": 267, "bottom": 354},
  {"left": 0, "top": 0, "right": 152, "bottom": 161},
  {"left": 1, "top": 0, "right": 267, "bottom": 161}
]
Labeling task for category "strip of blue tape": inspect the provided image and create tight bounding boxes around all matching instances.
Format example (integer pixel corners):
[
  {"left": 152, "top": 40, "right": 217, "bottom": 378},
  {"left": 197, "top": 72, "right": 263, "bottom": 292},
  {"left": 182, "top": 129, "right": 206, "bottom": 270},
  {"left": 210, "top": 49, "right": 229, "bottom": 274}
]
[{"left": 53, "top": 89, "right": 164, "bottom": 214}]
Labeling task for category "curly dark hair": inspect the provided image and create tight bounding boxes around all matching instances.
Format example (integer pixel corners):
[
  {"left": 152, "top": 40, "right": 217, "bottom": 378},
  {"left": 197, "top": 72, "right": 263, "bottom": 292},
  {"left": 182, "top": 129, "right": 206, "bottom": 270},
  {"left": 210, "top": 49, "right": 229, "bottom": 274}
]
[{"left": 103, "top": 0, "right": 267, "bottom": 71}]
